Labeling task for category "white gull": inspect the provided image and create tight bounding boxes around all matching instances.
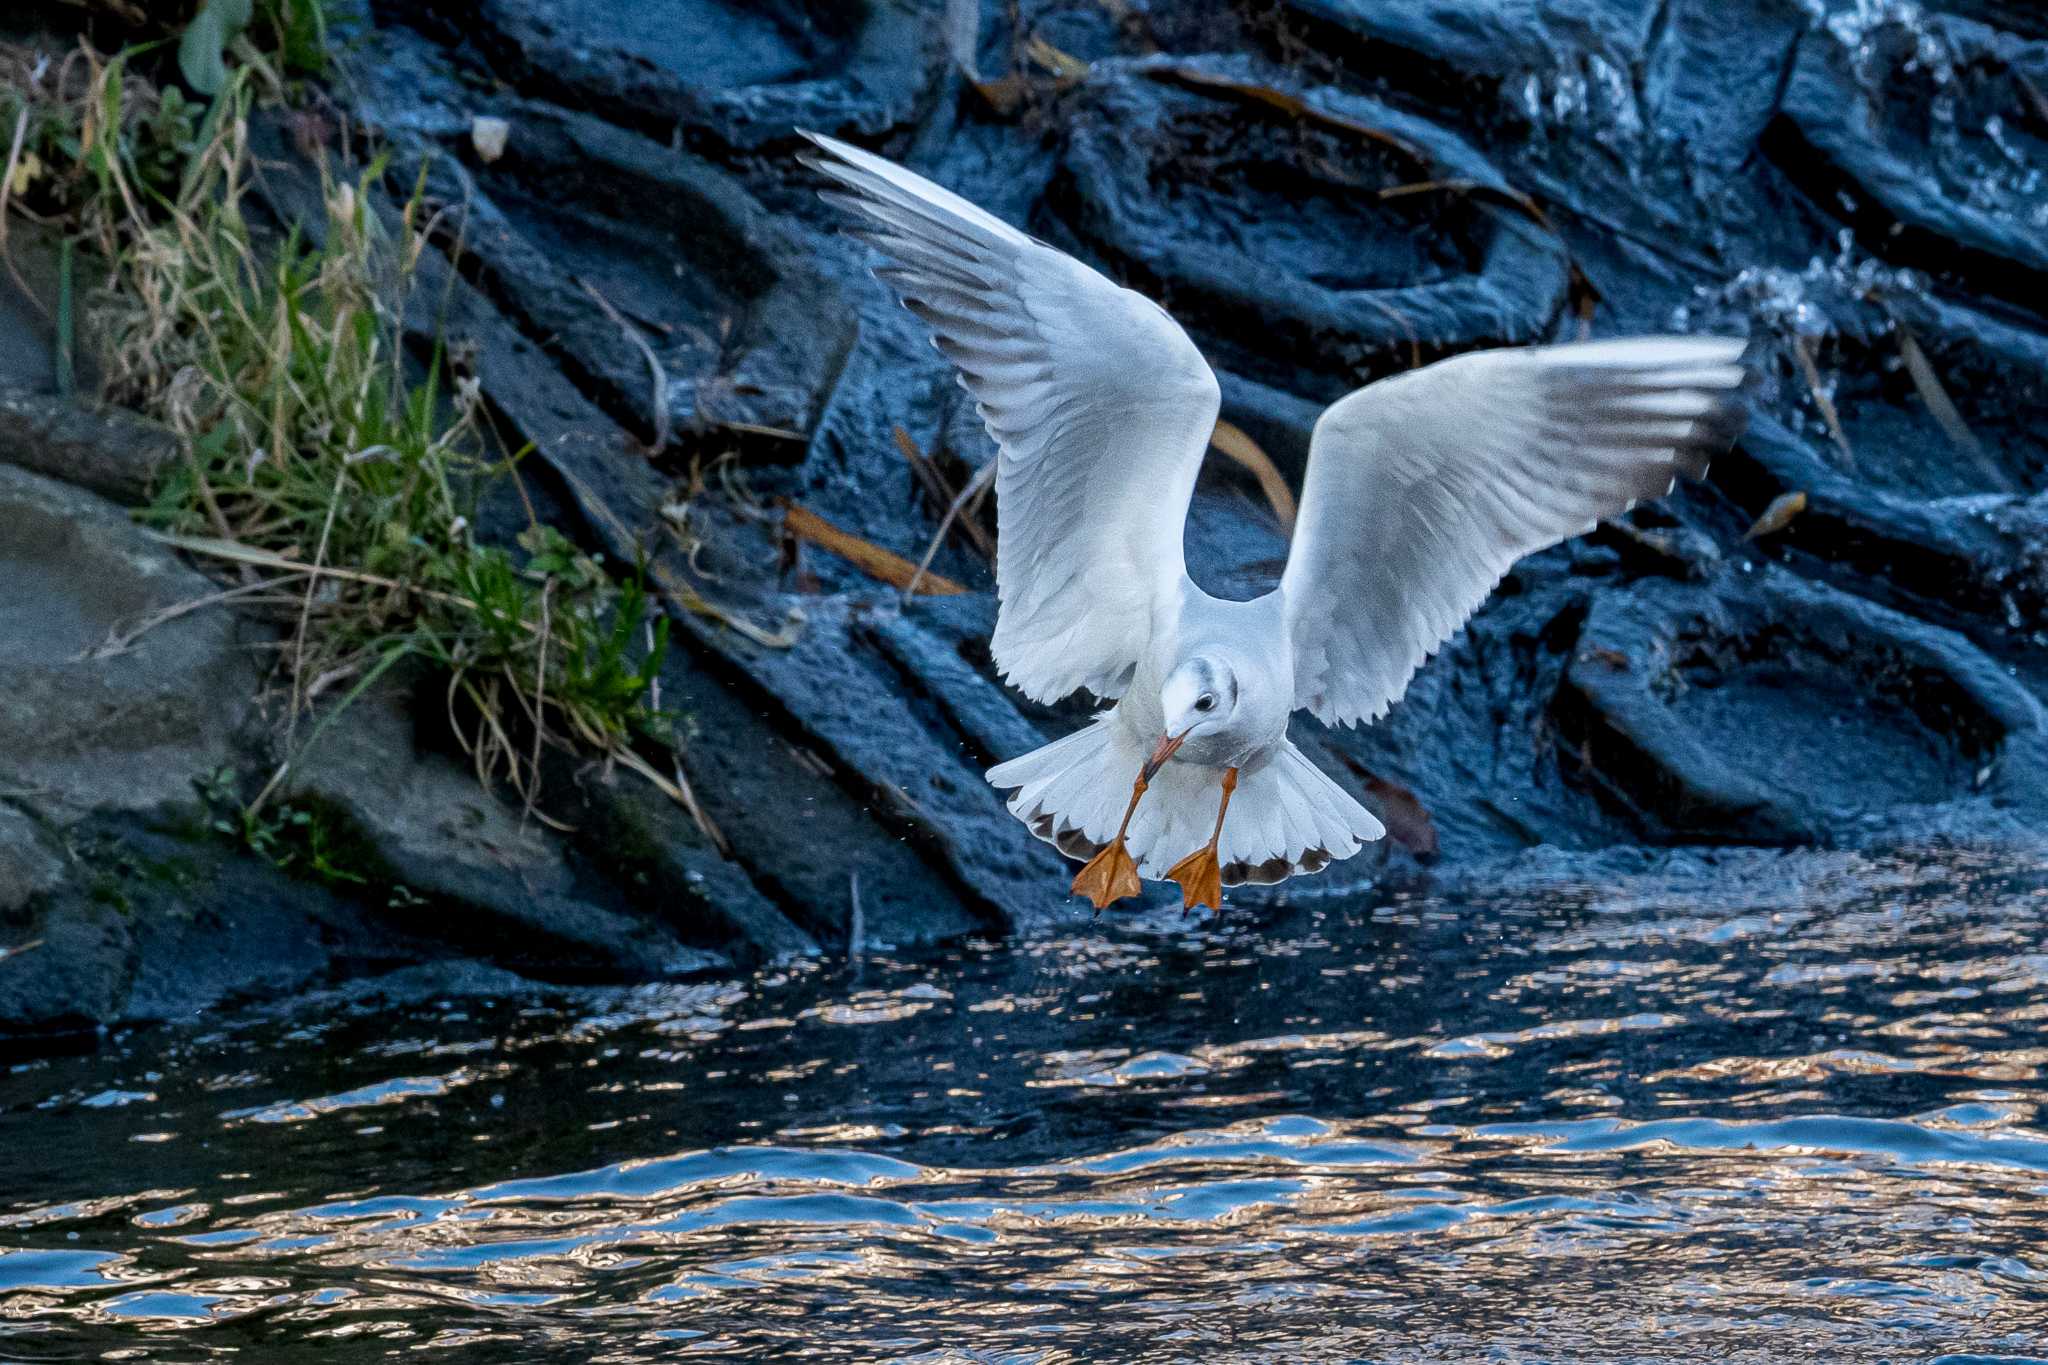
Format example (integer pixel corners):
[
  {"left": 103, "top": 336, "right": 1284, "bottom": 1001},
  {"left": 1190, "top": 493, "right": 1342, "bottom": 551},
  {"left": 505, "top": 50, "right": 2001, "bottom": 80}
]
[{"left": 802, "top": 132, "right": 1747, "bottom": 910}]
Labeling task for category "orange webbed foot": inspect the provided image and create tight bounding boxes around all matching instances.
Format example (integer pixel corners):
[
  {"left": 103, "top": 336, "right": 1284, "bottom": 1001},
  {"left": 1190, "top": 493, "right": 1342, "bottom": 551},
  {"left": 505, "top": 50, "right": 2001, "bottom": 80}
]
[
  {"left": 1072, "top": 838, "right": 1143, "bottom": 910},
  {"left": 1165, "top": 844, "right": 1223, "bottom": 912}
]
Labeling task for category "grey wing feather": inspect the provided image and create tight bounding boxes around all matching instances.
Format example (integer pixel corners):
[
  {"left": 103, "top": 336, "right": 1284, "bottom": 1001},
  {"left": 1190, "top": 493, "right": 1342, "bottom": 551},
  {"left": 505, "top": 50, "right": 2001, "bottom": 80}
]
[
  {"left": 1282, "top": 336, "right": 1749, "bottom": 727},
  {"left": 801, "top": 132, "right": 1221, "bottom": 703}
]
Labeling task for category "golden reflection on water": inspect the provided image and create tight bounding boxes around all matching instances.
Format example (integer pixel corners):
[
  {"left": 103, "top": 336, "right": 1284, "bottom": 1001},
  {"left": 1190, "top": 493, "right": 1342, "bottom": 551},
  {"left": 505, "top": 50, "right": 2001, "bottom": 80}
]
[{"left": 1, "top": 849, "right": 2047, "bottom": 1358}]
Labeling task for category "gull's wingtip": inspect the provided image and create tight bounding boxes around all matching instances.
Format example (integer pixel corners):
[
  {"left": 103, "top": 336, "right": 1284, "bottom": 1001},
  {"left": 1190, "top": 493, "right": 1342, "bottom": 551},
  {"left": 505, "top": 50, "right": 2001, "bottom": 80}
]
[
  {"left": 1551, "top": 334, "right": 1751, "bottom": 370},
  {"left": 793, "top": 129, "right": 853, "bottom": 174},
  {"left": 795, "top": 131, "right": 872, "bottom": 195},
  {"left": 793, "top": 127, "right": 836, "bottom": 166},
  {"left": 794, "top": 128, "right": 874, "bottom": 167}
]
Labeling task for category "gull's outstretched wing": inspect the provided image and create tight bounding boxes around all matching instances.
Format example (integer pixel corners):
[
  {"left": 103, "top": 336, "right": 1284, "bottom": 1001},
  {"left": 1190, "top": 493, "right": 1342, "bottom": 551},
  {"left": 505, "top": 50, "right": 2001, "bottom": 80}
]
[
  {"left": 802, "top": 133, "right": 1220, "bottom": 703},
  {"left": 1282, "top": 337, "right": 1748, "bottom": 727}
]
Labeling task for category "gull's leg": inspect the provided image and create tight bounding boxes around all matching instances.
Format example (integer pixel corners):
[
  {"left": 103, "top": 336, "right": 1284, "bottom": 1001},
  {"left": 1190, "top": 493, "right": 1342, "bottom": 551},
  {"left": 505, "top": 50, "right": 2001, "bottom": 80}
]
[
  {"left": 1166, "top": 766, "right": 1238, "bottom": 913},
  {"left": 1070, "top": 770, "right": 1150, "bottom": 911}
]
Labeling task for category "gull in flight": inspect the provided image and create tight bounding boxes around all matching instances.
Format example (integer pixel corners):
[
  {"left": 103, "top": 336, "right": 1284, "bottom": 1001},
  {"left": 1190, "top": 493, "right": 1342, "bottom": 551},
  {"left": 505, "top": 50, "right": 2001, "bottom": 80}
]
[{"left": 802, "top": 132, "right": 1747, "bottom": 911}]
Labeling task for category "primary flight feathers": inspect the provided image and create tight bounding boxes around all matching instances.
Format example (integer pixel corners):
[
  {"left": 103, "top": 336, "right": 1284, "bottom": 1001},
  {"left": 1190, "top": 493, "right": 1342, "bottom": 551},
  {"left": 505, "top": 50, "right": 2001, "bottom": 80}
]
[{"left": 802, "top": 132, "right": 1223, "bottom": 704}]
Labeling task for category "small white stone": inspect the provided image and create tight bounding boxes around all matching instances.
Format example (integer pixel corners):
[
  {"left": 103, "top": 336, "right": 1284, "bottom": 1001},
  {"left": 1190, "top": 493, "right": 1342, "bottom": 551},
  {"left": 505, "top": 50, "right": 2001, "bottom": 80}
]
[{"left": 470, "top": 116, "right": 511, "bottom": 164}]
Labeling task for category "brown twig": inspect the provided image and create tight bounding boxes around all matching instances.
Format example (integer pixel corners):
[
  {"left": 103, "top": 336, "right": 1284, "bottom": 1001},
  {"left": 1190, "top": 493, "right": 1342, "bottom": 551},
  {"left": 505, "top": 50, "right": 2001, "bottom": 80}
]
[
  {"left": 523, "top": 581, "right": 552, "bottom": 829},
  {"left": 579, "top": 277, "right": 672, "bottom": 454},
  {"left": 894, "top": 424, "right": 995, "bottom": 559},
  {"left": 1378, "top": 178, "right": 1479, "bottom": 201},
  {"left": 1743, "top": 490, "right": 1807, "bottom": 541},
  {"left": 664, "top": 581, "right": 805, "bottom": 648},
  {"left": 155, "top": 532, "right": 488, "bottom": 613},
  {"left": 713, "top": 419, "right": 803, "bottom": 442},
  {"left": 1143, "top": 65, "right": 1428, "bottom": 163},
  {"left": 2014, "top": 68, "right": 2048, "bottom": 128},
  {"left": 303, "top": 660, "right": 363, "bottom": 705},
  {"left": 1210, "top": 420, "right": 1296, "bottom": 533},
  {"left": 0, "top": 104, "right": 49, "bottom": 321},
  {"left": 78, "top": 574, "right": 305, "bottom": 659},
  {"left": 904, "top": 456, "right": 996, "bottom": 600},
  {"left": 613, "top": 745, "right": 730, "bottom": 857},
  {"left": 782, "top": 500, "right": 966, "bottom": 596},
  {"left": 1790, "top": 333, "right": 1856, "bottom": 470},
  {"left": 184, "top": 444, "right": 239, "bottom": 542},
  {"left": 896, "top": 424, "right": 954, "bottom": 516},
  {"left": 287, "top": 467, "right": 349, "bottom": 748},
  {"left": 1891, "top": 319, "right": 2011, "bottom": 493}
]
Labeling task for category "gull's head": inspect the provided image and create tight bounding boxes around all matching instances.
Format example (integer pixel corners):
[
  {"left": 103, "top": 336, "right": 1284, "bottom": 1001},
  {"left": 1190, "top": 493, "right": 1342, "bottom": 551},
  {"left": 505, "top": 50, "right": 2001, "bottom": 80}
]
[
  {"left": 1142, "top": 656, "right": 1240, "bottom": 778},
  {"left": 1161, "top": 655, "right": 1239, "bottom": 744}
]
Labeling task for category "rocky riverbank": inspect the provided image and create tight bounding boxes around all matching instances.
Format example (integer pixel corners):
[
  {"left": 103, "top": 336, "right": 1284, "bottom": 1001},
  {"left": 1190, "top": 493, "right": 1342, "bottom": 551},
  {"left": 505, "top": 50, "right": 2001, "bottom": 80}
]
[{"left": 5, "top": 0, "right": 2047, "bottom": 1047}]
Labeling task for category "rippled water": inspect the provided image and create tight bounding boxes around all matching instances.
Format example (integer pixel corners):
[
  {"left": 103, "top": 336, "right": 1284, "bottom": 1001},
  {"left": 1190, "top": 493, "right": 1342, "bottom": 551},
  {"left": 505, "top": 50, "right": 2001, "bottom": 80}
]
[{"left": 5, "top": 847, "right": 2048, "bottom": 1361}]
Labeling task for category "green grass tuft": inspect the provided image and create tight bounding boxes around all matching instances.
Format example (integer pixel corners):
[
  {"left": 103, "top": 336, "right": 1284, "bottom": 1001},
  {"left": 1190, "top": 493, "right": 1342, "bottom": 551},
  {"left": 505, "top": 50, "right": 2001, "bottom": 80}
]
[{"left": 6, "top": 39, "right": 679, "bottom": 827}]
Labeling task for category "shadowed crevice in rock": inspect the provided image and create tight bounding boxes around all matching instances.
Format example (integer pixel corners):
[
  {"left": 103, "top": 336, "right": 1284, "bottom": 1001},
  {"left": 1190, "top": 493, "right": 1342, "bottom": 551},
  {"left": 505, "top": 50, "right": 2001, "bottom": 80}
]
[
  {"left": 1719, "top": 414, "right": 2048, "bottom": 659},
  {"left": 1765, "top": 11, "right": 2048, "bottom": 315},
  {"left": 1560, "top": 571, "right": 2048, "bottom": 842},
  {"left": 1052, "top": 57, "right": 1571, "bottom": 389},
  {"left": 373, "top": 0, "right": 950, "bottom": 154},
  {"left": 411, "top": 109, "right": 857, "bottom": 457}
]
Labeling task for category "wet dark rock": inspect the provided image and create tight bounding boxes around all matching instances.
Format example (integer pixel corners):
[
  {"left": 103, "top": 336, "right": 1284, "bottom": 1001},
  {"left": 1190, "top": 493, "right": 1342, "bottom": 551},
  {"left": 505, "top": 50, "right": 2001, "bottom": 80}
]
[
  {"left": 384, "top": 0, "right": 949, "bottom": 151},
  {"left": 1308, "top": 556, "right": 1622, "bottom": 860},
  {"left": 0, "top": 808, "right": 65, "bottom": 918},
  {"left": 552, "top": 763, "right": 821, "bottom": 964},
  {"left": 96, "top": 829, "right": 389, "bottom": 1027},
  {"left": 0, "top": 422, "right": 356, "bottom": 1042},
  {"left": 0, "top": 466, "right": 261, "bottom": 824},
  {"left": 1280, "top": 0, "right": 1656, "bottom": 86},
  {"left": 0, "top": 825, "right": 388, "bottom": 1041},
  {"left": 0, "top": 898, "right": 129, "bottom": 1039},
  {"left": 1562, "top": 569, "right": 2048, "bottom": 842},
  {"left": 0, "top": 384, "right": 176, "bottom": 505},
  {"left": 1057, "top": 58, "right": 1570, "bottom": 386},
  {"left": 282, "top": 682, "right": 729, "bottom": 980},
  {"left": 1719, "top": 390, "right": 2048, "bottom": 660},
  {"left": 0, "top": 224, "right": 60, "bottom": 394},
  {"left": 664, "top": 595, "right": 1041, "bottom": 938},
  {"left": 414, "top": 103, "right": 856, "bottom": 450},
  {"left": 1785, "top": 290, "right": 2048, "bottom": 501},
  {"left": 1980, "top": 496, "right": 2048, "bottom": 625},
  {"left": 652, "top": 637, "right": 1009, "bottom": 950},
  {"left": 0, "top": 217, "right": 152, "bottom": 497},
  {"left": 0, "top": 460, "right": 747, "bottom": 1039},
  {"left": 1947, "top": 1, "right": 2048, "bottom": 41},
  {"left": 283, "top": 959, "right": 547, "bottom": 1013},
  {"left": 348, "top": 167, "right": 1015, "bottom": 948},
  {"left": 1769, "top": 12, "right": 2048, "bottom": 309}
]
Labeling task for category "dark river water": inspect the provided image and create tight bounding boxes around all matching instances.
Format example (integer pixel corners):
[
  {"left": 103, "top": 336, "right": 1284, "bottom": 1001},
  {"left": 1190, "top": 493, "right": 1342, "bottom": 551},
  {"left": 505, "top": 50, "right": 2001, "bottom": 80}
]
[{"left": 5, "top": 847, "right": 2048, "bottom": 1362}]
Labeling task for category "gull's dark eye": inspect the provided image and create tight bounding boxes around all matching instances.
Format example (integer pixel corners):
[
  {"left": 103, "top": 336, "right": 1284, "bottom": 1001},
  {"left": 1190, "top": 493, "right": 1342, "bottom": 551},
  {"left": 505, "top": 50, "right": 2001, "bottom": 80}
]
[{"left": 1194, "top": 694, "right": 1215, "bottom": 712}]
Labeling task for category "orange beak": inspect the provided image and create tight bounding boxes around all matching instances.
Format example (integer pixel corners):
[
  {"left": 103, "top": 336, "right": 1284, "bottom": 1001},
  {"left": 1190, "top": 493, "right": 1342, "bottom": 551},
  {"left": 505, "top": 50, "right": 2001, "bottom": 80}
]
[{"left": 1142, "top": 733, "right": 1185, "bottom": 782}]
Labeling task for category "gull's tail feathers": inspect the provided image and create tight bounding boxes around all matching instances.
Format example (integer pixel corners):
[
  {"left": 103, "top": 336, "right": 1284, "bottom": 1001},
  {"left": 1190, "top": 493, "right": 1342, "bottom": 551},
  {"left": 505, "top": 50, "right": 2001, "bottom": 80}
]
[{"left": 988, "top": 721, "right": 1386, "bottom": 892}]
